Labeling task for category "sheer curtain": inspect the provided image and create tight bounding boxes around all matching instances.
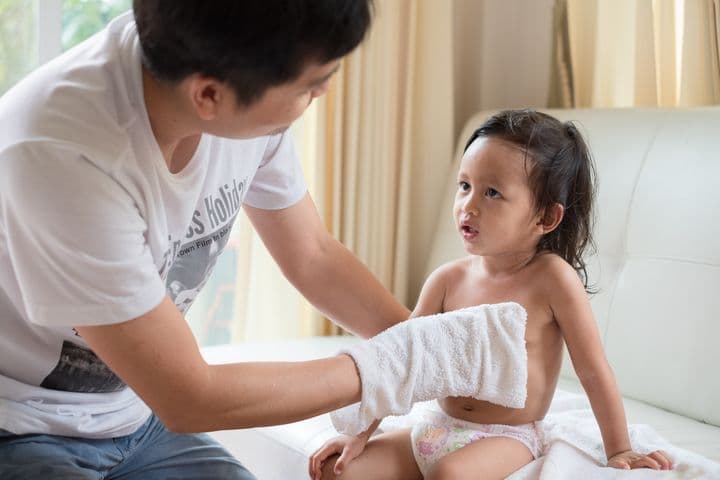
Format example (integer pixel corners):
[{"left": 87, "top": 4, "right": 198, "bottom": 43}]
[
  {"left": 549, "top": 0, "right": 720, "bottom": 107},
  {"left": 312, "top": 0, "right": 455, "bottom": 334}
]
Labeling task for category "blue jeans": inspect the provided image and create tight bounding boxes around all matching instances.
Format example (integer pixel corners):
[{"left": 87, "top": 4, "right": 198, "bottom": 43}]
[{"left": 0, "top": 414, "right": 255, "bottom": 479}]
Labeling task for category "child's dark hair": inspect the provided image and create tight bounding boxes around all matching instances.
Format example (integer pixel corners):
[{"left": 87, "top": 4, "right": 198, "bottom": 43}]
[
  {"left": 464, "top": 109, "right": 597, "bottom": 291},
  {"left": 133, "top": 0, "right": 373, "bottom": 106}
]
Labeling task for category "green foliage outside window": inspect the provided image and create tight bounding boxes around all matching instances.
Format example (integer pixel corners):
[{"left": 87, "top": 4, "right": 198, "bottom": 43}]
[
  {"left": 62, "top": 0, "right": 131, "bottom": 50},
  {"left": 0, "top": 0, "right": 131, "bottom": 94},
  {"left": 0, "top": 0, "right": 37, "bottom": 94}
]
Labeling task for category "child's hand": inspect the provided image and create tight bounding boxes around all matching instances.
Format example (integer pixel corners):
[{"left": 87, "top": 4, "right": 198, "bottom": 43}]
[
  {"left": 607, "top": 449, "right": 673, "bottom": 470},
  {"left": 308, "top": 434, "right": 368, "bottom": 480}
]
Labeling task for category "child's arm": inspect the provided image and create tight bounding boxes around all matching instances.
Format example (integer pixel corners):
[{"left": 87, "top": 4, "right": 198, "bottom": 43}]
[
  {"left": 410, "top": 262, "right": 451, "bottom": 317},
  {"left": 549, "top": 259, "right": 672, "bottom": 470}
]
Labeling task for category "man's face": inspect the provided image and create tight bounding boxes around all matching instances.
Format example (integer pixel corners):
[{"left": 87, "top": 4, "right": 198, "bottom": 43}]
[{"left": 212, "top": 60, "right": 340, "bottom": 139}]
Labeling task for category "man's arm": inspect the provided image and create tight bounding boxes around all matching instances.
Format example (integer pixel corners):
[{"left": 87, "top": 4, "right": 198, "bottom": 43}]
[
  {"left": 77, "top": 192, "right": 406, "bottom": 433},
  {"left": 76, "top": 296, "right": 362, "bottom": 433},
  {"left": 244, "top": 193, "right": 410, "bottom": 338}
]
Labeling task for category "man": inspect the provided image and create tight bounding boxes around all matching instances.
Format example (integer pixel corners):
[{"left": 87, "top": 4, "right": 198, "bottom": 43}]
[{"left": 0, "top": 1, "right": 414, "bottom": 477}]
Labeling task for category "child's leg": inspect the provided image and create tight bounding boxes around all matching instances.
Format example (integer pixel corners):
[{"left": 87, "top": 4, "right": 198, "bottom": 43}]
[
  {"left": 425, "top": 436, "right": 534, "bottom": 480},
  {"left": 320, "top": 428, "right": 422, "bottom": 480}
]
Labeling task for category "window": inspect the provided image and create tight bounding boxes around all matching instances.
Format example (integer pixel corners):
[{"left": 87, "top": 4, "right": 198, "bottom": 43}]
[
  {"left": 62, "top": 0, "right": 131, "bottom": 50},
  {"left": 0, "top": 0, "right": 40, "bottom": 94},
  {"left": 0, "top": 0, "right": 131, "bottom": 95}
]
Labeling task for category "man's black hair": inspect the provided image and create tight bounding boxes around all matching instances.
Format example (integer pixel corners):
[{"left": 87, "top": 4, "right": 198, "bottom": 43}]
[{"left": 133, "top": 0, "right": 374, "bottom": 105}]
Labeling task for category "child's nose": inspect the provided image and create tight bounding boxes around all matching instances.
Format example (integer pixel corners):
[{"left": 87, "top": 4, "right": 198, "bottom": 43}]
[{"left": 462, "top": 198, "right": 479, "bottom": 216}]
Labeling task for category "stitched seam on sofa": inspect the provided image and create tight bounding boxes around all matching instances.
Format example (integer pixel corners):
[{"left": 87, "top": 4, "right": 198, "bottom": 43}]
[{"left": 603, "top": 116, "right": 665, "bottom": 343}]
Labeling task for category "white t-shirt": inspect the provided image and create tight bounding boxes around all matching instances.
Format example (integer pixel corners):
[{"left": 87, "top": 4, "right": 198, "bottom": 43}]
[{"left": 0, "top": 12, "right": 306, "bottom": 438}]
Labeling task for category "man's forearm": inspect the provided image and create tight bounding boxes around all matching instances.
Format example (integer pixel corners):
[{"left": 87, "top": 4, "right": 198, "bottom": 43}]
[
  {"left": 244, "top": 197, "right": 410, "bottom": 337},
  {"left": 289, "top": 238, "right": 410, "bottom": 338},
  {"left": 164, "top": 354, "right": 361, "bottom": 433}
]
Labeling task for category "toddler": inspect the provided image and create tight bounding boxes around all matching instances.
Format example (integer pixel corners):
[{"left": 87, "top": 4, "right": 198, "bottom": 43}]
[{"left": 309, "top": 109, "right": 673, "bottom": 480}]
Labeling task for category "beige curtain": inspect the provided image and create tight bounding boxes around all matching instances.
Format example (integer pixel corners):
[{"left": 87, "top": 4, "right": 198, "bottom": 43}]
[
  {"left": 313, "top": 0, "right": 455, "bottom": 335},
  {"left": 549, "top": 0, "right": 720, "bottom": 107}
]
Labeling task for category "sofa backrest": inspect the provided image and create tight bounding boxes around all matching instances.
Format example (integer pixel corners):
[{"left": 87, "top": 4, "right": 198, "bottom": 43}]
[{"left": 424, "top": 107, "right": 720, "bottom": 427}]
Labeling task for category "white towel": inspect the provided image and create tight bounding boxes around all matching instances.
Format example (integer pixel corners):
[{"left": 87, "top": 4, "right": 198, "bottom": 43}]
[
  {"left": 507, "top": 390, "right": 720, "bottom": 480},
  {"left": 331, "top": 302, "right": 528, "bottom": 436}
]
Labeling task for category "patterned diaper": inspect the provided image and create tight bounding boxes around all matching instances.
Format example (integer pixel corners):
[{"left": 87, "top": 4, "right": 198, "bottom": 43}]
[{"left": 410, "top": 409, "right": 543, "bottom": 476}]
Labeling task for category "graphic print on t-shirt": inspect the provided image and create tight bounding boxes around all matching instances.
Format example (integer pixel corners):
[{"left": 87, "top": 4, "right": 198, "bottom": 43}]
[
  {"left": 40, "top": 340, "right": 125, "bottom": 393},
  {"left": 167, "top": 219, "right": 237, "bottom": 314},
  {"left": 165, "top": 178, "right": 246, "bottom": 314},
  {"left": 39, "top": 179, "right": 247, "bottom": 394}
]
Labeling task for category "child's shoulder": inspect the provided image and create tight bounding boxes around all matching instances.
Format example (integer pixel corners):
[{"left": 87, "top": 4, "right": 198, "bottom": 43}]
[
  {"left": 422, "top": 257, "right": 473, "bottom": 287},
  {"left": 532, "top": 252, "right": 588, "bottom": 295},
  {"left": 533, "top": 251, "right": 573, "bottom": 272},
  {"left": 433, "top": 256, "right": 474, "bottom": 276}
]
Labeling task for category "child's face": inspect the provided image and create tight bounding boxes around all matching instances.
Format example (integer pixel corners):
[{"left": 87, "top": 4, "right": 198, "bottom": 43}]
[{"left": 453, "top": 137, "right": 543, "bottom": 257}]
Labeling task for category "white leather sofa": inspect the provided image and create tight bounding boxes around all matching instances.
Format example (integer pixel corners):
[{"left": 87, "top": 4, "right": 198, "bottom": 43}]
[{"left": 205, "top": 107, "right": 720, "bottom": 479}]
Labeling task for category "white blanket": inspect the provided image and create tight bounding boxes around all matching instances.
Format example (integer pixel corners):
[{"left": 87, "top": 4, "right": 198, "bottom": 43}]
[{"left": 509, "top": 390, "right": 720, "bottom": 479}]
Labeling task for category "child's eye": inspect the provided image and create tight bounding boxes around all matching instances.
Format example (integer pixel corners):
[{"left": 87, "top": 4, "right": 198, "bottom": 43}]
[
  {"left": 485, "top": 188, "right": 501, "bottom": 198},
  {"left": 458, "top": 181, "right": 470, "bottom": 192}
]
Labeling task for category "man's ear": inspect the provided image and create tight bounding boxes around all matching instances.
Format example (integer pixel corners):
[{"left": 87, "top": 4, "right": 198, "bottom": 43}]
[
  {"left": 536, "top": 203, "right": 564, "bottom": 234},
  {"left": 184, "top": 75, "right": 226, "bottom": 121}
]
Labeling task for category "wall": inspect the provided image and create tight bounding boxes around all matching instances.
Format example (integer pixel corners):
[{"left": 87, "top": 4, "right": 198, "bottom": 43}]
[{"left": 453, "top": 0, "right": 555, "bottom": 135}]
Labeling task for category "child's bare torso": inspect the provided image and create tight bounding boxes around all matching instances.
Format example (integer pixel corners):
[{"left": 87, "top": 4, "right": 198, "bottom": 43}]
[{"left": 438, "top": 254, "right": 565, "bottom": 426}]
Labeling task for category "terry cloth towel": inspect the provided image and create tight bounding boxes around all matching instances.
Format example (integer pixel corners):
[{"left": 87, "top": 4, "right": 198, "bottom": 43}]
[{"left": 331, "top": 302, "right": 528, "bottom": 436}]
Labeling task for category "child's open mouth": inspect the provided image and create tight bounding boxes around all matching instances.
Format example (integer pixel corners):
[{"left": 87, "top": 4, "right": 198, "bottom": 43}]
[{"left": 461, "top": 224, "right": 478, "bottom": 239}]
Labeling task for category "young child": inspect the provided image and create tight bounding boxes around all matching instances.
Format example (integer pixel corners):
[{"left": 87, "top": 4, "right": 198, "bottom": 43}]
[{"left": 309, "top": 110, "right": 674, "bottom": 480}]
